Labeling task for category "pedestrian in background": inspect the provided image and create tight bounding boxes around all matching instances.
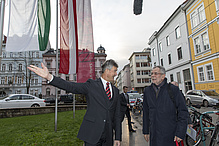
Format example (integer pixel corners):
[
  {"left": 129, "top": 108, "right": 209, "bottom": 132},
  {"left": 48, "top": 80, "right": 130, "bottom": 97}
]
[
  {"left": 120, "top": 86, "right": 136, "bottom": 132},
  {"left": 142, "top": 66, "right": 188, "bottom": 146},
  {"left": 28, "top": 59, "right": 121, "bottom": 146}
]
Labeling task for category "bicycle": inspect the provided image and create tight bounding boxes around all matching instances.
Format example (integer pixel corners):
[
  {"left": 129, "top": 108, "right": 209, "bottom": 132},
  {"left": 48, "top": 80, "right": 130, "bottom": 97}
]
[
  {"left": 200, "top": 111, "right": 219, "bottom": 146},
  {"left": 185, "top": 105, "right": 214, "bottom": 146}
]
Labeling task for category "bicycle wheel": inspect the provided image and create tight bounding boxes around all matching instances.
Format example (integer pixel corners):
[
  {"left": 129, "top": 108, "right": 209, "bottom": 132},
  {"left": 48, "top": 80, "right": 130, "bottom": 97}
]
[
  {"left": 186, "top": 125, "right": 202, "bottom": 146},
  {"left": 209, "top": 125, "right": 219, "bottom": 146}
]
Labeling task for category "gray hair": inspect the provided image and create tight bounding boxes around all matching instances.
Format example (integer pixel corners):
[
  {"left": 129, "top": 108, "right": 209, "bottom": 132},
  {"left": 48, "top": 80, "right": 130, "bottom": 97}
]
[
  {"left": 101, "top": 59, "right": 118, "bottom": 73},
  {"left": 153, "top": 65, "right": 166, "bottom": 74}
]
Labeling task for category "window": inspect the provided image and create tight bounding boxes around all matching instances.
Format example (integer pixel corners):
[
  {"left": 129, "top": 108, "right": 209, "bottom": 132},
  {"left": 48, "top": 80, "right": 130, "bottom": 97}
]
[
  {"left": 1, "top": 77, "right": 5, "bottom": 84},
  {"left": 191, "top": 4, "right": 206, "bottom": 28},
  {"left": 8, "top": 76, "right": 12, "bottom": 84},
  {"left": 18, "top": 76, "right": 22, "bottom": 84},
  {"left": 198, "top": 5, "right": 205, "bottom": 22},
  {"left": 36, "top": 52, "right": 39, "bottom": 58},
  {"left": 177, "top": 47, "right": 183, "bottom": 60},
  {"left": 66, "top": 75, "right": 69, "bottom": 81},
  {"left": 10, "top": 52, "right": 13, "bottom": 58},
  {"left": 194, "top": 32, "right": 210, "bottom": 54},
  {"left": 177, "top": 72, "right": 181, "bottom": 83},
  {"left": 141, "top": 62, "right": 149, "bottom": 67},
  {"left": 170, "top": 74, "right": 174, "bottom": 82},
  {"left": 18, "top": 64, "right": 22, "bottom": 71},
  {"left": 166, "top": 36, "right": 170, "bottom": 46},
  {"left": 137, "top": 79, "right": 141, "bottom": 83},
  {"left": 152, "top": 48, "right": 156, "bottom": 56},
  {"left": 142, "top": 78, "right": 150, "bottom": 83},
  {"left": 3, "top": 53, "right": 6, "bottom": 58},
  {"left": 191, "top": 12, "right": 198, "bottom": 28},
  {"left": 206, "top": 64, "right": 214, "bottom": 80},
  {"left": 35, "top": 79, "right": 38, "bottom": 85},
  {"left": 142, "top": 70, "right": 150, "bottom": 75},
  {"left": 46, "top": 88, "right": 50, "bottom": 96},
  {"left": 18, "top": 52, "right": 22, "bottom": 57},
  {"left": 140, "top": 55, "right": 148, "bottom": 60},
  {"left": 9, "top": 64, "right": 12, "bottom": 71},
  {"left": 202, "top": 33, "right": 209, "bottom": 51},
  {"left": 135, "top": 55, "right": 140, "bottom": 60},
  {"left": 160, "top": 58, "right": 163, "bottom": 66},
  {"left": 154, "top": 62, "right": 156, "bottom": 67},
  {"left": 198, "top": 66, "right": 205, "bottom": 81},
  {"left": 159, "top": 42, "right": 163, "bottom": 52},
  {"left": 137, "top": 71, "right": 140, "bottom": 75},
  {"left": 2, "top": 64, "right": 6, "bottom": 71},
  {"left": 136, "top": 63, "right": 140, "bottom": 67},
  {"left": 168, "top": 53, "right": 172, "bottom": 65},
  {"left": 175, "top": 26, "right": 181, "bottom": 39},
  {"left": 194, "top": 37, "right": 201, "bottom": 54},
  {"left": 47, "top": 62, "right": 51, "bottom": 69}
]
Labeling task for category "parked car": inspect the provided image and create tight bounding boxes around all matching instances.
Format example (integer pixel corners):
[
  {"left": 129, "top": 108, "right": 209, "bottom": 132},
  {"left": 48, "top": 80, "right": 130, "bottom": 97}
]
[
  {"left": 127, "top": 93, "right": 142, "bottom": 108},
  {"left": 0, "top": 94, "right": 46, "bottom": 108},
  {"left": 185, "top": 90, "right": 219, "bottom": 107},
  {"left": 45, "top": 97, "right": 59, "bottom": 104},
  {"left": 59, "top": 94, "right": 73, "bottom": 103}
]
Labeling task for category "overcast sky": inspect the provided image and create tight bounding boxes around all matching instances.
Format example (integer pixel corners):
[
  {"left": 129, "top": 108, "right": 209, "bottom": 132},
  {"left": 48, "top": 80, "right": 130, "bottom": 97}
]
[
  {"left": 91, "top": 0, "right": 184, "bottom": 71},
  {"left": 3, "top": 0, "right": 185, "bottom": 72}
]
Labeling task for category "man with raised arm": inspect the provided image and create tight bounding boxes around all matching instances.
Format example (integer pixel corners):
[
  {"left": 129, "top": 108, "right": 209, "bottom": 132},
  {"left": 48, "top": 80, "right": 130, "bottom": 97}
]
[
  {"left": 142, "top": 66, "right": 188, "bottom": 146},
  {"left": 28, "top": 59, "right": 121, "bottom": 146}
]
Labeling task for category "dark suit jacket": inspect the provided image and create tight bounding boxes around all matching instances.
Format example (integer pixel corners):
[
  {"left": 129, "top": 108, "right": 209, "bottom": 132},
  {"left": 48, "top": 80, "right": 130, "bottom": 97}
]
[
  {"left": 50, "top": 76, "right": 121, "bottom": 145},
  {"left": 120, "top": 93, "right": 129, "bottom": 112}
]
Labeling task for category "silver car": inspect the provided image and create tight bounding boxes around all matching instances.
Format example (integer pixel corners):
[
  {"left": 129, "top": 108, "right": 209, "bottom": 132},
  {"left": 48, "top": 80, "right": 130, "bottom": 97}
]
[
  {"left": 0, "top": 94, "right": 46, "bottom": 109},
  {"left": 185, "top": 90, "right": 219, "bottom": 107}
]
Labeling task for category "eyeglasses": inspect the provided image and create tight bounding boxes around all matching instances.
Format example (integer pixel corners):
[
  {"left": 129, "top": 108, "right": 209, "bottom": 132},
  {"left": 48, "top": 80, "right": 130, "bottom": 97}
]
[{"left": 151, "top": 72, "right": 163, "bottom": 75}]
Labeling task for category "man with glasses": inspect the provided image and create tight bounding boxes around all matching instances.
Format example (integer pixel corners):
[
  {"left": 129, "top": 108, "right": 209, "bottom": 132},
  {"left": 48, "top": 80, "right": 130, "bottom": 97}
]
[{"left": 142, "top": 66, "right": 188, "bottom": 146}]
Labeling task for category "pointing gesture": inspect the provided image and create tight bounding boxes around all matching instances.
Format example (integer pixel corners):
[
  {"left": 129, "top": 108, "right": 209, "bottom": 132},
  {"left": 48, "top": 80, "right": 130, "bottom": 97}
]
[{"left": 28, "top": 62, "right": 52, "bottom": 81}]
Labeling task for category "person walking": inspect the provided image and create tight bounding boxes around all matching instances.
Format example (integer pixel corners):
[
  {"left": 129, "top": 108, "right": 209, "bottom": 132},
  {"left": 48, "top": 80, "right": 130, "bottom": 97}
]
[
  {"left": 142, "top": 66, "right": 188, "bottom": 146},
  {"left": 120, "top": 86, "right": 136, "bottom": 132},
  {"left": 28, "top": 59, "right": 121, "bottom": 146}
]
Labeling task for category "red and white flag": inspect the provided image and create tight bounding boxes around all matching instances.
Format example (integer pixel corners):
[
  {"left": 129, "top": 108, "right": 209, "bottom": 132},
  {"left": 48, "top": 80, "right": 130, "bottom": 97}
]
[
  {"left": 59, "top": 0, "right": 78, "bottom": 74},
  {"left": 59, "top": 0, "right": 95, "bottom": 83}
]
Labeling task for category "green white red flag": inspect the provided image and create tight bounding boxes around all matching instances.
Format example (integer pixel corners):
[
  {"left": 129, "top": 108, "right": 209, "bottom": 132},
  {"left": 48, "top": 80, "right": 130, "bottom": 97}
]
[{"left": 5, "top": 0, "right": 50, "bottom": 52}]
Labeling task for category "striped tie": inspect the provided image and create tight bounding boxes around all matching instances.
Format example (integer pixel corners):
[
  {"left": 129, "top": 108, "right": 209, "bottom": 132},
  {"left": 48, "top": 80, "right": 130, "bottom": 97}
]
[{"left": 106, "top": 82, "right": 111, "bottom": 100}]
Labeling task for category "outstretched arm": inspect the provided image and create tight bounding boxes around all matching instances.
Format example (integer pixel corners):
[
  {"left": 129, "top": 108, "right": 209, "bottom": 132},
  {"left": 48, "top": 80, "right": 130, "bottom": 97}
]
[{"left": 28, "top": 62, "right": 53, "bottom": 81}]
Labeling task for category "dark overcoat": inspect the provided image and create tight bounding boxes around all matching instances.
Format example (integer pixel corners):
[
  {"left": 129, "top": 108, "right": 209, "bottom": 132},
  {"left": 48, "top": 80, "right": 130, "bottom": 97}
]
[
  {"left": 143, "top": 79, "right": 188, "bottom": 146},
  {"left": 50, "top": 76, "right": 121, "bottom": 145}
]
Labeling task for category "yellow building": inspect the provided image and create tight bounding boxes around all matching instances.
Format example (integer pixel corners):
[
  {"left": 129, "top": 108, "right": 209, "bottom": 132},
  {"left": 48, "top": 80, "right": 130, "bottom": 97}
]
[{"left": 185, "top": 0, "right": 219, "bottom": 93}]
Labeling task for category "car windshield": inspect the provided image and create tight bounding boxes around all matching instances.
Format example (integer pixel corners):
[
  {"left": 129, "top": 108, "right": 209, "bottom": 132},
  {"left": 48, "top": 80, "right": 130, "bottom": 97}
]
[{"left": 202, "top": 91, "right": 219, "bottom": 96}]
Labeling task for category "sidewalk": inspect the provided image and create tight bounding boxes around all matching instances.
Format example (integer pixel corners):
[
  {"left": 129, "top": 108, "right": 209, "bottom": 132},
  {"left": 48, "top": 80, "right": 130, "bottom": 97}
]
[{"left": 120, "top": 115, "right": 149, "bottom": 146}]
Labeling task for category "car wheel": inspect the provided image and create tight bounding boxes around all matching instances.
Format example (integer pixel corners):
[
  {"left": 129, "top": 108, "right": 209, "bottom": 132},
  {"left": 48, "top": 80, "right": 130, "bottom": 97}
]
[
  {"left": 31, "top": 104, "right": 40, "bottom": 107},
  {"left": 203, "top": 100, "right": 209, "bottom": 107},
  {"left": 186, "top": 99, "right": 191, "bottom": 105}
]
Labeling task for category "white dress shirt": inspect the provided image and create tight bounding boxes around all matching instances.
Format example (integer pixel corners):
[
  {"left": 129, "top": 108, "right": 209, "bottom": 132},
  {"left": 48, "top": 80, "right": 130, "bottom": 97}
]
[{"left": 101, "top": 77, "right": 113, "bottom": 98}]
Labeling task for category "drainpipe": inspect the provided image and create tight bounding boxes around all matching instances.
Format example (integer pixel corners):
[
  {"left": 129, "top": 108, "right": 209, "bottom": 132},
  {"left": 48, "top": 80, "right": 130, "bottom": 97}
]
[{"left": 183, "top": 8, "right": 195, "bottom": 90}]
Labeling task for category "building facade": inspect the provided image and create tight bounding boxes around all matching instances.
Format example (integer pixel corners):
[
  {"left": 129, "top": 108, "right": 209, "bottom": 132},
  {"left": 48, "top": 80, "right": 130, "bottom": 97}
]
[
  {"left": 148, "top": 1, "right": 194, "bottom": 94},
  {"left": 0, "top": 36, "right": 44, "bottom": 97},
  {"left": 42, "top": 45, "right": 107, "bottom": 98},
  {"left": 128, "top": 48, "right": 151, "bottom": 93},
  {"left": 185, "top": 0, "right": 219, "bottom": 93},
  {"left": 116, "top": 64, "right": 131, "bottom": 93}
]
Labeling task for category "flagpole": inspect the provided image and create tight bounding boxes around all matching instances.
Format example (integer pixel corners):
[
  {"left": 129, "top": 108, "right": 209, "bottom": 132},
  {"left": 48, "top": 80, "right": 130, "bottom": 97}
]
[
  {"left": 0, "top": 0, "right": 5, "bottom": 66},
  {"left": 55, "top": 0, "right": 59, "bottom": 132}
]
